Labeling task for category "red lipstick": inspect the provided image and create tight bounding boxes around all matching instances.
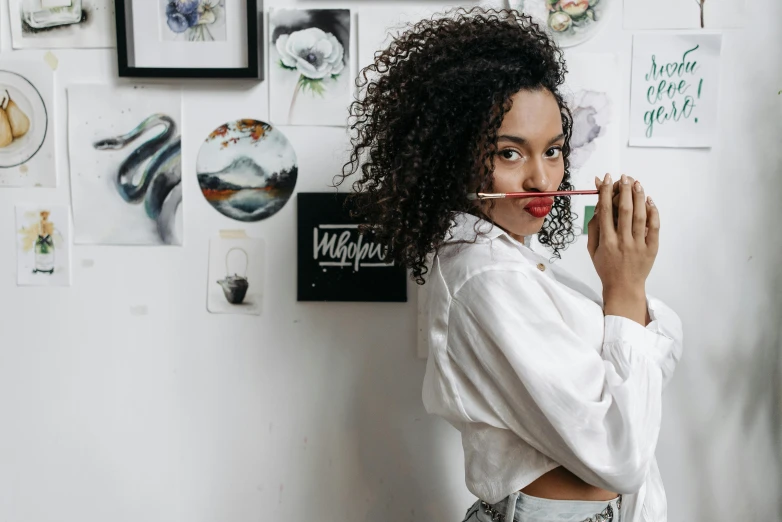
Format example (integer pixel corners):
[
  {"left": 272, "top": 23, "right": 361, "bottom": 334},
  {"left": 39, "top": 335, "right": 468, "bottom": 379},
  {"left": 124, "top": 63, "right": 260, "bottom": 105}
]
[{"left": 524, "top": 197, "right": 554, "bottom": 218}]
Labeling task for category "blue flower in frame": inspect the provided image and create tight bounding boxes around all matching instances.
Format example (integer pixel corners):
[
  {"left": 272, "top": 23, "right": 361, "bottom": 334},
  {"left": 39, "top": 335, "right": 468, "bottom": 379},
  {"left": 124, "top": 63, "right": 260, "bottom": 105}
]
[{"left": 166, "top": 1, "right": 199, "bottom": 32}]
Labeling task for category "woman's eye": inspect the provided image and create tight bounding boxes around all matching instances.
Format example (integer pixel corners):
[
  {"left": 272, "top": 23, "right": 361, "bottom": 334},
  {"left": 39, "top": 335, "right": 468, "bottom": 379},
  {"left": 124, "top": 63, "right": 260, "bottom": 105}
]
[
  {"left": 499, "top": 149, "right": 521, "bottom": 161},
  {"left": 545, "top": 147, "right": 562, "bottom": 159}
]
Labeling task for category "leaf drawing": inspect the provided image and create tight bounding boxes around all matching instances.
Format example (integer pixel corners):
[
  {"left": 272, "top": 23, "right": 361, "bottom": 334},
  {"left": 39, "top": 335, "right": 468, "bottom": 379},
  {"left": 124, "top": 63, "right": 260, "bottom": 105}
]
[
  {"left": 696, "top": 0, "right": 705, "bottom": 28},
  {"left": 206, "top": 120, "right": 271, "bottom": 149}
]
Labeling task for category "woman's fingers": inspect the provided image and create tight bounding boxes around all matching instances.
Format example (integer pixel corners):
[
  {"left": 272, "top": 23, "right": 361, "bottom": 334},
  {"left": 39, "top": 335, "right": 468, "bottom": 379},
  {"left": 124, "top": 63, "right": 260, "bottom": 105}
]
[
  {"left": 611, "top": 193, "right": 619, "bottom": 228},
  {"left": 631, "top": 180, "right": 647, "bottom": 242},
  {"left": 587, "top": 177, "right": 601, "bottom": 257},
  {"left": 616, "top": 174, "right": 634, "bottom": 242},
  {"left": 646, "top": 196, "right": 660, "bottom": 255},
  {"left": 597, "top": 173, "right": 616, "bottom": 243}
]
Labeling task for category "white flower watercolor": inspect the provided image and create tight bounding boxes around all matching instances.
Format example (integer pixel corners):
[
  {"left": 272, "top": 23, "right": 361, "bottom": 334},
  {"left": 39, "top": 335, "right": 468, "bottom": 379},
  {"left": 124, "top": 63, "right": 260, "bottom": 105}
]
[
  {"left": 275, "top": 28, "right": 345, "bottom": 122},
  {"left": 276, "top": 28, "right": 345, "bottom": 79}
]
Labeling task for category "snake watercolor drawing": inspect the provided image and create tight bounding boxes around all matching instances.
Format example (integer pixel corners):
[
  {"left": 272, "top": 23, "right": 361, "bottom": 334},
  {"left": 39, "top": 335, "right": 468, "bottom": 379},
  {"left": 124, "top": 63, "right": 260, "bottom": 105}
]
[{"left": 93, "top": 114, "right": 182, "bottom": 244}]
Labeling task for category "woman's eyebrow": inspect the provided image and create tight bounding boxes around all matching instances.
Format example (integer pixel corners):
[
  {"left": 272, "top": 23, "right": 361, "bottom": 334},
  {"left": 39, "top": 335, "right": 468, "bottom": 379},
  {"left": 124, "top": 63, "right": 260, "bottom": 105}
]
[
  {"left": 547, "top": 133, "right": 566, "bottom": 146},
  {"left": 497, "top": 133, "right": 566, "bottom": 146},
  {"left": 497, "top": 134, "right": 526, "bottom": 145}
]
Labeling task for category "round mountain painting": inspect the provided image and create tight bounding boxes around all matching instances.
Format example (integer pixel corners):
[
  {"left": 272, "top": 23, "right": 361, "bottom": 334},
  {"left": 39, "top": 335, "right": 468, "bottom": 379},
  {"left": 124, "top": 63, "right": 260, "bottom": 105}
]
[{"left": 196, "top": 120, "right": 297, "bottom": 222}]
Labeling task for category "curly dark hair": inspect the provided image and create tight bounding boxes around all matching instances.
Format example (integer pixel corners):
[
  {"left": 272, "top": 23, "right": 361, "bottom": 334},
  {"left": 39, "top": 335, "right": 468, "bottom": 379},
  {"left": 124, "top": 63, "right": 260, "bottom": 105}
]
[{"left": 335, "top": 7, "right": 577, "bottom": 284}]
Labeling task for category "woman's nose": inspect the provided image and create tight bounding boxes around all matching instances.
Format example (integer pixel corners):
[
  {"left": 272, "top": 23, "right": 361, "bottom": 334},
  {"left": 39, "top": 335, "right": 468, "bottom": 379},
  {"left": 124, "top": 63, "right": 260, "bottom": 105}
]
[{"left": 522, "top": 158, "right": 551, "bottom": 191}]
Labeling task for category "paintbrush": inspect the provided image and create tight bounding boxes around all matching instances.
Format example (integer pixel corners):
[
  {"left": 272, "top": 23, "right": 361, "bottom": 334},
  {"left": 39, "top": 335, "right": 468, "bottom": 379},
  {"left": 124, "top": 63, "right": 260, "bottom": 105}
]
[{"left": 467, "top": 190, "right": 599, "bottom": 200}]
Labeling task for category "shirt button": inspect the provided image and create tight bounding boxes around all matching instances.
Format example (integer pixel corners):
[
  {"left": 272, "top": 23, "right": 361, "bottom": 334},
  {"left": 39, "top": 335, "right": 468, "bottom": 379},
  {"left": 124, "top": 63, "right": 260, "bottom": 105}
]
[{"left": 537, "top": 263, "right": 546, "bottom": 272}]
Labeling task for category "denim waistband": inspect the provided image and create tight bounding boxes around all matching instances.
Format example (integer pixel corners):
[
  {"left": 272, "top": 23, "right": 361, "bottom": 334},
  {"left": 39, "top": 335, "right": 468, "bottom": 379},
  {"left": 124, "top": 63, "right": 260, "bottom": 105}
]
[{"left": 486, "top": 491, "right": 622, "bottom": 522}]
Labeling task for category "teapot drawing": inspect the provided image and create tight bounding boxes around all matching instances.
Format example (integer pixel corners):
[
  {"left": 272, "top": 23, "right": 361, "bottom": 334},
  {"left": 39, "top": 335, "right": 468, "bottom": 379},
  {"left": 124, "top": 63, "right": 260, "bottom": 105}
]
[{"left": 217, "top": 247, "right": 249, "bottom": 304}]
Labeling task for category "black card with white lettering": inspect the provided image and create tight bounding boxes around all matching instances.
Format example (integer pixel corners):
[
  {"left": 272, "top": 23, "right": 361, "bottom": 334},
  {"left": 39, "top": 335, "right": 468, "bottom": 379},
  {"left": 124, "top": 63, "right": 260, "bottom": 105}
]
[{"left": 296, "top": 193, "right": 407, "bottom": 302}]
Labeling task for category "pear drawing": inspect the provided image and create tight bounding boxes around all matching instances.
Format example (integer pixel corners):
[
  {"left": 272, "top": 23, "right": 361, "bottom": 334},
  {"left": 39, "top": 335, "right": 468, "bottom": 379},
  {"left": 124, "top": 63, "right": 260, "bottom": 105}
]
[
  {"left": 0, "top": 108, "right": 13, "bottom": 148},
  {"left": 6, "top": 99, "right": 30, "bottom": 138}
]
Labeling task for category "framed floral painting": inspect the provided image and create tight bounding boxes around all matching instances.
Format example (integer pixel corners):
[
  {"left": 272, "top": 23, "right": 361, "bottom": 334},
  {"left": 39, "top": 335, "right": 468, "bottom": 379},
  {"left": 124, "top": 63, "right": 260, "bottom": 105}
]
[{"left": 115, "top": 0, "right": 261, "bottom": 78}]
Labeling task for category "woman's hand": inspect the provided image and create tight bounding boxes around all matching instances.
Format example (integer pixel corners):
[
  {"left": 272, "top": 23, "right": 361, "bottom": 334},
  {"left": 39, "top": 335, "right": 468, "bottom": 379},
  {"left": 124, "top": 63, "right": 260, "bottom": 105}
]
[{"left": 587, "top": 173, "right": 659, "bottom": 325}]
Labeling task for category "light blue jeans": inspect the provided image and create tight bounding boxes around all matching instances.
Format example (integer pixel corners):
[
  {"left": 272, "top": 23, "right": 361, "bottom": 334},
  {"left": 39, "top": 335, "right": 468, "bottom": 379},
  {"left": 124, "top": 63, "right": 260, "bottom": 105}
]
[{"left": 462, "top": 491, "right": 622, "bottom": 522}]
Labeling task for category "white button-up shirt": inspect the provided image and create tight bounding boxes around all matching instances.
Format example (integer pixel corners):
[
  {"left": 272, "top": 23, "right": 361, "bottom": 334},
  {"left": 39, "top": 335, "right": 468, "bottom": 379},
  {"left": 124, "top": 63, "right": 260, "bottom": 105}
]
[{"left": 422, "top": 212, "right": 684, "bottom": 522}]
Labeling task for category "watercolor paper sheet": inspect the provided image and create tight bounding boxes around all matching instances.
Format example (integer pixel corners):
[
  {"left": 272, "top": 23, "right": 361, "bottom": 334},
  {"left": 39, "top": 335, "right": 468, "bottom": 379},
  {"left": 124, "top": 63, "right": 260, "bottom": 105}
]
[
  {"left": 68, "top": 84, "right": 183, "bottom": 245},
  {"left": 358, "top": 7, "right": 438, "bottom": 72},
  {"left": 0, "top": 60, "right": 55, "bottom": 187},
  {"left": 561, "top": 52, "right": 621, "bottom": 234},
  {"left": 10, "top": 0, "right": 115, "bottom": 49},
  {"left": 16, "top": 204, "right": 71, "bottom": 286},
  {"left": 629, "top": 34, "right": 722, "bottom": 148},
  {"left": 196, "top": 120, "right": 297, "bottom": 222},
  {"left": 269, "top": 8, "right": 351, "bottom": 127},
  {"left": 207, "top": 236, "right": 264, "bottom": 315},
  {"left": 417, "top": 274, "right": 431, "bottom": 359},
  {"left": 624, "top": 0, "right": 745, "bottom": 29},
  {"left": 562, "top": 53, "right": 621, "bottom": 186}
]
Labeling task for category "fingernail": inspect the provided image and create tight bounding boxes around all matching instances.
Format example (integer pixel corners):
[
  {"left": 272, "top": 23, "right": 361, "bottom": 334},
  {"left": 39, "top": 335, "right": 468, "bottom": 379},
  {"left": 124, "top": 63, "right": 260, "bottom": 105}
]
[
  {"left": 648, "top": 197, "right": 655, "bottom": 207},
  {"left": 633, "top": 181, "right": 642, "bottom": 192},
  {"left": 594, "top": 176, "right": 601, "bottom": 188},
  {"left": 603, "top": 173, "right": 611, "bottom": 185},
  {"left": 621, "top": 174, "right": 628, "bottom": 185}
]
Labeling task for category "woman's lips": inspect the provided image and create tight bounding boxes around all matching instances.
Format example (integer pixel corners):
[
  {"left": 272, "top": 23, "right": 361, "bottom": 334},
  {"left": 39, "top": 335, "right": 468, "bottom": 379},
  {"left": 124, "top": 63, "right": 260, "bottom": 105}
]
[{"left": 524, "top": 196, "right": 554, "bottom": 218}]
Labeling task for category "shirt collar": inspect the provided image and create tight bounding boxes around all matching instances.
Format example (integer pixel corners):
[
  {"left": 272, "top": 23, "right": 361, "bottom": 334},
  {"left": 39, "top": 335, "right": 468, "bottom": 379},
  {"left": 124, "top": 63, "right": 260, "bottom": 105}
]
[{"left": 445, "top": 212, "right": 514, "bottom": 243}]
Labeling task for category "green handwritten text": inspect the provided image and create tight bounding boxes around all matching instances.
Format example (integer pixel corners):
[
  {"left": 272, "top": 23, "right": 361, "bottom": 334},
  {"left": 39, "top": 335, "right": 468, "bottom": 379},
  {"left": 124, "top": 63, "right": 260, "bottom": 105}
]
[{"left": 642, "top": 44, "right": 703, "bottom": 138}]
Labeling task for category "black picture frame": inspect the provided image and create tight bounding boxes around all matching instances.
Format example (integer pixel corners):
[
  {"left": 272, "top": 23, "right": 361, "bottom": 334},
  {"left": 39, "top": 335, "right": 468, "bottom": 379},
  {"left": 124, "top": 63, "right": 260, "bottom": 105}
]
[{"left": 115, "top": 0, "right": 262, "bottom": 79}]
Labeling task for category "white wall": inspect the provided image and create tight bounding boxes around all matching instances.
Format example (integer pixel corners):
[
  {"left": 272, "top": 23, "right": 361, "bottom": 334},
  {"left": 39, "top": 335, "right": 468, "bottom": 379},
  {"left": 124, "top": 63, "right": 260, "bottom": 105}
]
[{"left": 1, "top": 1, "right": 781, "bottom": 521}]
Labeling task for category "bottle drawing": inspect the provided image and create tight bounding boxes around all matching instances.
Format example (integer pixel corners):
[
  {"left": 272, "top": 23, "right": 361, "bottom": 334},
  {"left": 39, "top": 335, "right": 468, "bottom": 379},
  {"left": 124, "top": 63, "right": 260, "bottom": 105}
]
[{"left": 32, "top": 210, "right": 55, "bottom": 274}]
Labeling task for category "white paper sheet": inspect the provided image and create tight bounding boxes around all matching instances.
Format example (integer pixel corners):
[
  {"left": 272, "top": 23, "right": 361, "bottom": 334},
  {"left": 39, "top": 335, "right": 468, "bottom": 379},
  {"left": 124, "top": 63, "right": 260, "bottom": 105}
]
[
  {"left": 629, "top": 34, "right": 722, "bottom": 148},
  {"left": 207, "top": 237, "right": 265, "bottom": 315},
  {"left": 16, "top": 204, "right": 72, "bottom": 286},
  {"left": 416, "top": 279, "right": 430, "bottom": 359},
  {"left": 559, "top": 51, "right": 622, "bottom": 244},
  {"left": 624, "top": 0, "right": 746, "bottom": 29},
  {"left": 10, "top": 0, "right": 115, "bottom": 49},
  {"left": 562, "top": 52, "right": 622, "bottom": 187},
  {"left": 68, "top": 84, "right": 183, "bottom": 245},
  {"left": 358, "top": 6, "right": 442, "bottom": 73},
  {"left": 0, "top": 60, "right": 55, "bottom": 188},
  {"left": 268, "top": 8, "right": 352, "bottom": 127}
]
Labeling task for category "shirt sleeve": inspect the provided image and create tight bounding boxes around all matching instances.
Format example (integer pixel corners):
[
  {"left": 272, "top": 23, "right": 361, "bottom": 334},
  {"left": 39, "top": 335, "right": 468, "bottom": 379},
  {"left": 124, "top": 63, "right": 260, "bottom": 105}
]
[{"left": 444, "top": 268, "right": 683, "bottom": 494}]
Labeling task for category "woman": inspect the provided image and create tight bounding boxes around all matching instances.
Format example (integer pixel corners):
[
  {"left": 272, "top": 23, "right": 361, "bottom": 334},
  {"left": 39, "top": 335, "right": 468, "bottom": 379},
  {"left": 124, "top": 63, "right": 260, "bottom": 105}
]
[{"left": 337, "top": 8, "right": 683, "bottom": 522}]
